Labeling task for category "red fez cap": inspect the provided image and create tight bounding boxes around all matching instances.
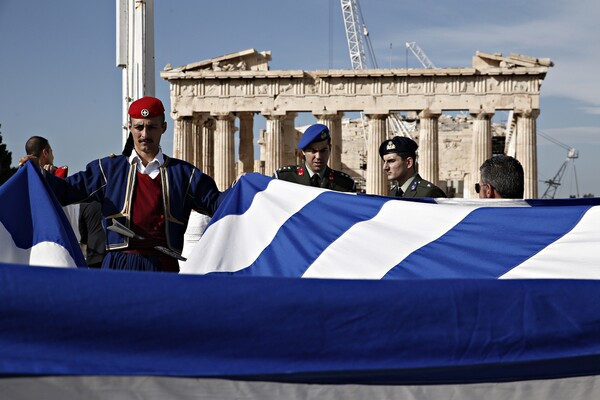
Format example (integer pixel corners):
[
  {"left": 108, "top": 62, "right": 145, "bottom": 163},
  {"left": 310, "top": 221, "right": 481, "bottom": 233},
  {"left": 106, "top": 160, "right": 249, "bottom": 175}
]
[{"left": 128, "top": 96, "right": 165, "bottom": 119}]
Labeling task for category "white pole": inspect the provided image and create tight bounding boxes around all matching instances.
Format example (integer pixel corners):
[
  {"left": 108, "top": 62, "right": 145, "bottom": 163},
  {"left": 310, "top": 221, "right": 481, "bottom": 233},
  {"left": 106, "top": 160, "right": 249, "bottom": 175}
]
[{"left": 116, "top": 0, "right": 155, "bottom": 147}]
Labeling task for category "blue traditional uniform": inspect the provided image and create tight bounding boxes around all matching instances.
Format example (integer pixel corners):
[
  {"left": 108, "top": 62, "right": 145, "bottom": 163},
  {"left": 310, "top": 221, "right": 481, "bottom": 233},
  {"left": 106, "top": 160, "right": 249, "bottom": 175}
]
[
  {"left": 46, "top": 153, "right": 222, "bottom": 271},
  {"left": 45, "top": 96, "right": 224, "bottom": 272}
]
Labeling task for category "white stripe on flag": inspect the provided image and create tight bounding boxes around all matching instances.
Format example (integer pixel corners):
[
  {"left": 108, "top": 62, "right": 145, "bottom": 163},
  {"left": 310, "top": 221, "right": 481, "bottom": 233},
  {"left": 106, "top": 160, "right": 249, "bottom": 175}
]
[
  {"left": 501, "top": 206, "right": 600, "bottom": 279},
  {"left": 0, "top": 223, "right": 78, "bottom": 267},
  {"left": 303, "top": 200, "right": 477, "bottom": 279},
  {"left": 182, "top": 180, "right": 328, "bottom": 274},
  {"left": 1, "top": 374, "right": 599, "bottom": 400}
]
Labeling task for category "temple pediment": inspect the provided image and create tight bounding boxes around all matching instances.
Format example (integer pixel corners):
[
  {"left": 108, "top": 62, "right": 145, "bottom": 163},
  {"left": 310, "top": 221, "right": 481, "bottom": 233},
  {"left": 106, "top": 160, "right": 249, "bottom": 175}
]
[
  {"left": 473, "top": 51, "right": 554, "bottom": 70},
  {"left": 164, "top": 48, "right": 272, "bottom": 73}
]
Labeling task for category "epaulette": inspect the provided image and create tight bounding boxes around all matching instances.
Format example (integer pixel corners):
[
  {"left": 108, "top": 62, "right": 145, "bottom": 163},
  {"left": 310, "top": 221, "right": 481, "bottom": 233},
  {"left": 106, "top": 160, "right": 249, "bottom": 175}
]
[
  {"left": 276, "top": 165, "right": 299, "bottom": 173},
  {"left": 109, "top": 153, "right": 117, "bottom": 158},
  {"left": 332, "top": 170, "right": 353, "bottom": 180}
]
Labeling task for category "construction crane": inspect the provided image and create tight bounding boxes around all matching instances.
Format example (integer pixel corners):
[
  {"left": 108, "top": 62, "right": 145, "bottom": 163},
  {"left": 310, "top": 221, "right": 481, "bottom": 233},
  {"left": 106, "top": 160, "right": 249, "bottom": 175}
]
[
  {"left": 405, "top": 42, "right": 437, "bottom": 68},
  {"left": 503, "top": 110, "right": 516, "bottom": 157},
  {"left": 340, "top": 0, "right": 377, "bottom": 70},
  {"left": 540, "top": 131, "right": 580, "bottom": 198},
  {"left": 340, "top": 0, "right": 413, "bottom": 138}
]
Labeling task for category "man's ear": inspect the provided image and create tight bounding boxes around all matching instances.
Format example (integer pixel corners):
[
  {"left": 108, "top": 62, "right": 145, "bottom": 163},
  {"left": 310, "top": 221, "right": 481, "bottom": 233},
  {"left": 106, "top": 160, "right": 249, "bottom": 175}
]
[
  {"left": 161, "top": 121, "right": 168, "bottom": 134},
  {"left": 406, "top": 156, "right": 414, "bottom": 169}
]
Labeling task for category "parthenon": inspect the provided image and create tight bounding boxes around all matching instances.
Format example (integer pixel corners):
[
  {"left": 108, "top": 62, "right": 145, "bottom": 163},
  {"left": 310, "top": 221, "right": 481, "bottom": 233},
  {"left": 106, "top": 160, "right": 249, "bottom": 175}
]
[{"left": 160, "top": 48, "right": 553, "bottom": 197}]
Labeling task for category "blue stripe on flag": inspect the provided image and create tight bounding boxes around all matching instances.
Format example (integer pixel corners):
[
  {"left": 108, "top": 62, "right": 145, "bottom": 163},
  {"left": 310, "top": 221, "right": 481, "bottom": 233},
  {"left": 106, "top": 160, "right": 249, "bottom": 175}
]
[
  {"left": 2, "top": 264, "right": 600, "bottom": 384},
  {"left": 385, "top": 204, "right": 592, "bottom": 279},
  {"left": 231, "top": 191, "right": 387, "bottom": 277},
  {"left": 0, "top": 162, "right": 86, "bottom": 267},
  {"left": 209, "top": 173, "right": 272, "bottom": 224}
]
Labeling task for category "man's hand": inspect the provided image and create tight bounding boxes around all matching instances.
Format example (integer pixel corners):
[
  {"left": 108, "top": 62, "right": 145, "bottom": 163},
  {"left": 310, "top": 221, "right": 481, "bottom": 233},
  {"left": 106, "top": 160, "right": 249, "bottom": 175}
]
[
  {"left": 18, "top": 155, "right": 38, "bottom": 167},
  {"left": 42, "top": 163, "right": 58, "bottom": 175}
]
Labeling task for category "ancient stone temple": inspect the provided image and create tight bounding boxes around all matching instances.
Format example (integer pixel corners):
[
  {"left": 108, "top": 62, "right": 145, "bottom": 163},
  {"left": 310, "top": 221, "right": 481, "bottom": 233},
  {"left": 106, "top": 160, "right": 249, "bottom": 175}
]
[{"left": 160, "top": 48, "right": 552, "bottom": 197}]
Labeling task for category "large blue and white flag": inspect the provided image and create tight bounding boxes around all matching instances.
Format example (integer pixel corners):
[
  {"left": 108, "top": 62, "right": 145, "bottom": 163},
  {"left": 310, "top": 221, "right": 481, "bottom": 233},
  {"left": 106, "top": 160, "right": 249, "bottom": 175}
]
[
  {"left": 183, "top": 173, "right": 600, "bottom": 279},
  {"left": 2, "top": 172, "right": 600, "bottom": 399},
  {"left": 0, "top": 162, "right": 86, "bottom": 267},
  {"left": 1, "top": 263, "right": 600, "bottom": 399}
]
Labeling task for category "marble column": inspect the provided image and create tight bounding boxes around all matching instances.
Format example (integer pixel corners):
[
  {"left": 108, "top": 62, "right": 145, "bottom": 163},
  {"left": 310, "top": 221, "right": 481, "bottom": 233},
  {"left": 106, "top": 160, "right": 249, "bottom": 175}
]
[
  {"left": 515, "top": 109, "right": 540, "bottom": 199},
  {"left": 173, "top": 118, "right": 182, "bottom": 159},
  {"left": 470, "top": 110, "right": 493, "bottom": 198},
  {"left": 264, "top": 114, "right": 285, "bottom": 176},
  {"left": 238, "top": 112, "right": 254, "bottom": 174},
  {"left": 418, "top": 109, "right": 441, "bottom": 185},
  {"left": 282, "top": 112, "right": 298, "bottom": 167},
  {"left": 315, "top": 111, "right": 344, "bottom": 170},
  {"left": 255, "top": 129, "right": 267, "bottom": 175},
  {"left": 173, "top": 116, "right": 193, "bottom": 161},
  {"left": 212, "top": 112, "right": 236, "bottom": 190},
  {"left": 189, "top": 114, "right": 208, "bottom": 169},
  {"left": 201, "top": 119, "right": 215, "bottom": 176},
  {"left": 365, "top": 113, "right": 388, "bottom": 195}
]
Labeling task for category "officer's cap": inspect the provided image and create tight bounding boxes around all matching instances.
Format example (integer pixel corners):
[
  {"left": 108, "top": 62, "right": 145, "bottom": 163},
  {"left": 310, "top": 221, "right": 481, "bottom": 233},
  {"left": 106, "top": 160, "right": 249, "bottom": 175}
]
[
  {"left": 128, "top": 96, "right": 165, "bottom": 119},
  {"left": 379, "top": 136, "right": 418, "bottom": 159},
  {"left": 298, "top": 124, "right": 330, "bottom": 150}
]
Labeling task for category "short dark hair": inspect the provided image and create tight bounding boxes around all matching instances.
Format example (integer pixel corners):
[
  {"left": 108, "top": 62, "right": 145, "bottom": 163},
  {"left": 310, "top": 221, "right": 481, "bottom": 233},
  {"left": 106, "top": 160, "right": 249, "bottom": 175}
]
[
  {"left": 25, "top": 136, "right": 49, "bottom": 158},
  {"left": 480, "top": 155, "right": 524, "bottom": 199}
]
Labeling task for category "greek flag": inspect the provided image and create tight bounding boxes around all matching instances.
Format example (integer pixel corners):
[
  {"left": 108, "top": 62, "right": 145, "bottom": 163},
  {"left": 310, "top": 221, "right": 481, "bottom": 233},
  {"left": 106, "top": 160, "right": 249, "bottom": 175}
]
[
  {"left": 183, "top": 173, "right": 600, "bottom": 279},
  {"left": 2, "top": 172, "right": 600, "bottom": 399},
  {"left": 0, "top": 162, "right": 86, "bottom": 267}
]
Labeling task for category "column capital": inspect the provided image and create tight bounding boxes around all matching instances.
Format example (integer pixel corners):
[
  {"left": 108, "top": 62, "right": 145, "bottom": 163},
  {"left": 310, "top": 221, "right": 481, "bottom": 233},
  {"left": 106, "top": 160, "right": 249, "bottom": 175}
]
[
  {"left": 312, "top": 110, "right": 343, "bottom": 119},
  {"left": 513, "top": 109, "right": 540, "bottom": 119},
  {"left": 192, "top": 112, "right": 210, "bottom": 125},
  {"left": 237, "top": 111, "right": 254, "bottom": 120},
  {"left": 203, "top": 118, "right": 216, "bottom": 130},
  {"left": 364, "top": 113, "right": 389, "bottom": 120},
  {"left": 262, "top": 113, "right": 287, "bottom": 121},
  {"left": 469, "top": 110, "right": 494, "bottom": 120},
  {"left": 211, "top": 111, "right": 235, "bottom": 121},
  {"left": 261, "top": 109, "right": 287, "bottom": 118},
  {"left": 418, "top": 109, "right": 442, "bottom": 119}
]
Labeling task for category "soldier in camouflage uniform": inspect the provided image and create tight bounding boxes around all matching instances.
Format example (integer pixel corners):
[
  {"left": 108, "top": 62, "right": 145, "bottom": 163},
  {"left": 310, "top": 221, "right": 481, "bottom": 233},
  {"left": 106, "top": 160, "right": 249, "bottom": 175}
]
[
  {"left": 379, "top": 136, "right": 446, "bottom": 198},
  {"left": 274, "top": 124, "right": 356, "bottom": 192}
]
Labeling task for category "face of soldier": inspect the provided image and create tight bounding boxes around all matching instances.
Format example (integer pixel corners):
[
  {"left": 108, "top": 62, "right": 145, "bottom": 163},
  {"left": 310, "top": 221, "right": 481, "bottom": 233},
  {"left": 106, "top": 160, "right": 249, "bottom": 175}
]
[
  {"left": 382, "top": 153, "right": 414, "bottom": 185},
  {"left": 129, "top": 115, "right": 167, "bottom": 160},
  {"left": 302, "top": 139, "right": 330, "bottom": 172}
]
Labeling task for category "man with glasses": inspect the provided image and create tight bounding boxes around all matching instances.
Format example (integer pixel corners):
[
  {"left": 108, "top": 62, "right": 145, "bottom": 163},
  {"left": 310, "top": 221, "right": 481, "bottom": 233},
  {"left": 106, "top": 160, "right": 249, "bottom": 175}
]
[
  {"left": 476, "top": 155, "right": 524, "bottom": 199},
  {"left": 274, "top": 123, "right": 356, "bottom": 192},
  {"left": 379, "top": 136, "right": 446, "bottom": 198}
]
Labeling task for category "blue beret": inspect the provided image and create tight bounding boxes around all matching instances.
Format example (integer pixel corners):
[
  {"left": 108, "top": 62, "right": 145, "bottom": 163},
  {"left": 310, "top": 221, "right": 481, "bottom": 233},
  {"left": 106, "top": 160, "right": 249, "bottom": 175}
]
[
  {"left": 379, "top": 136, "right": 418, "bottom": 158},
  {"left": 298, "top": 124, "right": 330, "bottom": 149}
]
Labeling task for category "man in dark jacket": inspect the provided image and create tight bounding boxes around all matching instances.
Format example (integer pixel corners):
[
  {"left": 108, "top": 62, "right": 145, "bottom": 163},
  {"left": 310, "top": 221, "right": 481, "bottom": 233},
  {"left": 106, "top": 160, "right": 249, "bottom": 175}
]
[
  {"left": 274, "top": 123, "right": 356, "bottom": 192},
  {"left": 379, "top": 136, "right": 446, "bottom": 198}
]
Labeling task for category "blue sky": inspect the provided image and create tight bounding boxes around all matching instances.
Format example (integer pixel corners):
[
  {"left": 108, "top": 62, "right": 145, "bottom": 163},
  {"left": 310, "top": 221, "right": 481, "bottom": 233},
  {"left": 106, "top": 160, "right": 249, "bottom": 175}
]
[{"left": 1, "top": 0, "right": 598, "bottom": 196}]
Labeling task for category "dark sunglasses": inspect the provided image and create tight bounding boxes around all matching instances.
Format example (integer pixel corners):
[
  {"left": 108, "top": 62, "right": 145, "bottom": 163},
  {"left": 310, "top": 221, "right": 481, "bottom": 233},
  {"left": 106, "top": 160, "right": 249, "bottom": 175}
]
[{"left": 475, "top": 183, "right": 491, "bottom": 194}]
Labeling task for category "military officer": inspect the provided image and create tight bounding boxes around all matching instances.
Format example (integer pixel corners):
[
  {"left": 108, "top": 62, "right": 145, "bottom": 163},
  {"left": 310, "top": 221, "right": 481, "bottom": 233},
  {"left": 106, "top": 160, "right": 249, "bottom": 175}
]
[
  {"left": 379, "top": 136, "right": 446, "bottom": 198},
  {"left": 274, "top": 123, "right": 356, "bottom": 192}
]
